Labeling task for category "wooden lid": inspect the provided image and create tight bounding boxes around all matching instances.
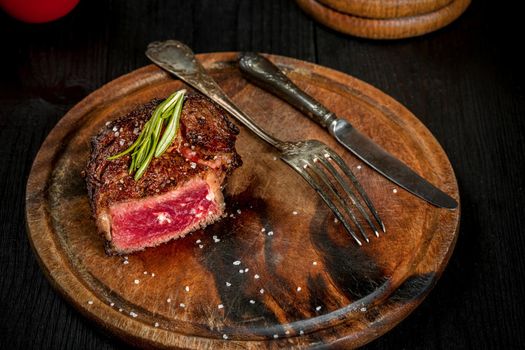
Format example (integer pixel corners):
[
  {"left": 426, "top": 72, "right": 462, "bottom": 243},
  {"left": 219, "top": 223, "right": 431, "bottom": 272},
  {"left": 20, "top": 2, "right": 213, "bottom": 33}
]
[
  {"left": 296, "top": 0, "right": 471, "bottom": 39},
  {"left": 317, "top": 0, "right": 454, "bottom": 19}
]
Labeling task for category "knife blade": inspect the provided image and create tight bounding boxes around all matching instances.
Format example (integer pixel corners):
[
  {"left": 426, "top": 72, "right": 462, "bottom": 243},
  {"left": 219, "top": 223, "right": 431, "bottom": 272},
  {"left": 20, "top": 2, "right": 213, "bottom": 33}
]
[{"left": 239, "top": 52, "right": 458, "bottom": 209}]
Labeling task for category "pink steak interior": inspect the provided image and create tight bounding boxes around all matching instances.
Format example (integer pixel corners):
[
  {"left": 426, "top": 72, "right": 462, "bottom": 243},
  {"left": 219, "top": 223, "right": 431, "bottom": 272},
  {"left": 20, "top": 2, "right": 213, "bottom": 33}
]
[{"left": 109, "top": 179, "right": 221, "bottom": 251}]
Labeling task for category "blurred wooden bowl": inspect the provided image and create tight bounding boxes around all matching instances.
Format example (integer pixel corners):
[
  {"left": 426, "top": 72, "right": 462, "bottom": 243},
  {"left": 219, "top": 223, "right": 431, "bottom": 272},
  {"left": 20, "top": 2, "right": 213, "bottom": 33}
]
[{"left": 296, "top": 0, "right": 471, "bottom": 39}]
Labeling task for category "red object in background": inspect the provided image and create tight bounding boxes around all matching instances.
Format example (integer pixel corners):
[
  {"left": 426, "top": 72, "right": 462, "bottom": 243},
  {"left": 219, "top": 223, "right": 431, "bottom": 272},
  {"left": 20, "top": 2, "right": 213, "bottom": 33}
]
[{"left": 0, "top": 0, "right": 79, "bottom": 23}]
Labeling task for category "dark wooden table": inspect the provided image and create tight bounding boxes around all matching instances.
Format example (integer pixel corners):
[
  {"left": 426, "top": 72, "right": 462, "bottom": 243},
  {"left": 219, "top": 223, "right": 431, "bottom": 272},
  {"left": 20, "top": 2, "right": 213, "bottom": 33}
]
[{"left": 1, "top": 0, "right": 523, "bottom": 348}]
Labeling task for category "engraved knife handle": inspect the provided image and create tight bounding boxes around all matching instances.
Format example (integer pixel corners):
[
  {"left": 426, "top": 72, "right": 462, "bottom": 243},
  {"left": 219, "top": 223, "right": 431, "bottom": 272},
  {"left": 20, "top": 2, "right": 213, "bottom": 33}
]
[{"left": 239, "top": 52, "right": 337, "bottom": 129}]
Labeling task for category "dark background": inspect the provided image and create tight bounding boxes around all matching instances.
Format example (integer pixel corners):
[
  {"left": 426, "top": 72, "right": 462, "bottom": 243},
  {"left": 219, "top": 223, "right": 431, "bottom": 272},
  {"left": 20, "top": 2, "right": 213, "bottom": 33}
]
[{"left": 1, "top": 0, "right": 523, "bottom": 349}]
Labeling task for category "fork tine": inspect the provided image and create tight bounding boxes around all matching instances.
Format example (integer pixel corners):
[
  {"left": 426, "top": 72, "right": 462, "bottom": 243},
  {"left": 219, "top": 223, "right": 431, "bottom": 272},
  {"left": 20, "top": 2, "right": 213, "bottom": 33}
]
[
  {"left": 317, "top": 156, "right": 381, "bottom": 237},
  {"left": 328, "top": 151, "right": 386, "bottom": 233},
  {"left": 292, "top": 161, "right": 363, "bottom": 246},
  {"left": 307, "top": 158, "right": 370, "bottom": 243}
]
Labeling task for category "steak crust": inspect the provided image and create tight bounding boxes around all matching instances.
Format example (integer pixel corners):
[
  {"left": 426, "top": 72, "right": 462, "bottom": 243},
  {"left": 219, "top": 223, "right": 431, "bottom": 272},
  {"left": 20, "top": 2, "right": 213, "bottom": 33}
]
[{"left": 85, "top": 91, "right": 241, "bottom": 254}]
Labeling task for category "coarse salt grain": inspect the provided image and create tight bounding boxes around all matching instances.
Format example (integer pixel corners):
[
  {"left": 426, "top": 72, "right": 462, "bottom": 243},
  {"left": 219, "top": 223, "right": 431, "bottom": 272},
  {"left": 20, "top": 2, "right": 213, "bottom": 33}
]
[
  {"left": 244, "top": 268, "right": 249, "bottom": 272},
  {"left": 292, "top": 211, "right": 298, "bottom": 215},
  {"left": 316, "top": 306, "right": 322, "bottom": 311},
  {"left": 134, "top": 279, "right": 140, "bottom": 284},
  {"left": 233, "top": 260, "right": 241, "bottom": 265},
  {"left": 239, "top": 269, "right": 244, "bottom": 274},
  {"left": 296, "top": 287, "right": 302, "bottom": 292},
  {"left": 196, "top": 239, "right": 201, "bottom": 244},
  {"left": 154, "top": 322, "right": 159, "bottom": 327},
  {"left": 285, "top": 330, "right": 290, "bottom": 335},
  {"left": 130, "top": 311, "right": 138, "bottom": 318},
  {"left": 185, "top": 286, "right": 190, "bottom": 292},
  {"left": 273, "top": 156, "right": 277, "bottom": 160},
  {"left": 123, "top": 260, "right": 129, "bottom": 265},
  {"left": 223, "top": 334, "right": 228, "bottom": 339},
  {"left": 334, "top": 218, "right": 338, "bottom": 223},
  {"left": 261, "top": 228, "right": 266, "bottom": 232},
  {"left": 393, "top": 188, "right": 398, "bottom": 193},
  {"left": 110, "top": 302, "right": 115, "bottom": 307},
  {"left": 360, "top": 307, "right": 367, "bottom": 312},
  {"left": 254, "top": 274, "right": 260, "bottom": 279},
  {"left": 199, "top": 244, "right": 204, "bottom": 249},
  {"left": 237, "top": 209, "right": 241, "bottom": 214},
  {"left": 273, "top": 334, "right": 279, "bottom": 339},
  {"left": 249, "top": 300, "right": 255, "bottom": 304},
  {"left": 179, "top": 303, "right": 186, "bottom": 308},
  {"left": 167, "top": 298, "right": 171, "bottom": 303},
  {"left": 313, "top": 261, "right": 318, "bottom": 266},
  {"left": 190, "top": 162, "right": 197, "bottom": 169},
  {"left": 143, "top": 271, "right": 148, "bottom": 275},
  {"left": 218, "top": 304, "right": 224, "bottom": 309},
  {"left": 151, "top": 273, "right": 155, "bottom": 277},
  {"left": 267, "top": 231, "right": 274, "bottom": 236},
  {"left": 299, "top": 330, "right": 304, "bottom": 335},
  {"left": 226, "top": 282, "right": 231, "bottom": 287},
  {"left": 118, "top": 308, "right": 123, "bottom": 312},
  {"left": 357, "top": 165, "right": 362, "bottom": 170},
  {"left": 87, "top": 300, "right": 93, "bottom": 305},
  {"left": 260, "top": 288, "right": 265, "bottom": 294}
]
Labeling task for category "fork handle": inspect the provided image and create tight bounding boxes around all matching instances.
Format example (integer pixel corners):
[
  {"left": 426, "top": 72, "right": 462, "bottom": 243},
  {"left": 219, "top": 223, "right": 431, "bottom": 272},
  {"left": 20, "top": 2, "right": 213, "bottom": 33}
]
[
  {"left": 239, "top": 52, "right": 338, "bottom": 129},
  {"left": 146, "top": 40, "right": 284, "bottom": 150}
]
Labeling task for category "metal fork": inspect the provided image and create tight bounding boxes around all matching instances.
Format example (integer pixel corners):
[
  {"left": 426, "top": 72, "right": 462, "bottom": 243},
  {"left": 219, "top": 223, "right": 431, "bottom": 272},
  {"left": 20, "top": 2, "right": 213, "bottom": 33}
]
[{"left": 146, "top": 40, "right": 385, "bottom": 245}]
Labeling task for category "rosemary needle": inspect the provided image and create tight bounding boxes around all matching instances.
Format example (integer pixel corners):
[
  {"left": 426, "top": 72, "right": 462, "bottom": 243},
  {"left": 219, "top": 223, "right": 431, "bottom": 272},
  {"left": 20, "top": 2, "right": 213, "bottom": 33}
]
[{"left": 107, "top": 89, "right": 186, "bottom": 180}]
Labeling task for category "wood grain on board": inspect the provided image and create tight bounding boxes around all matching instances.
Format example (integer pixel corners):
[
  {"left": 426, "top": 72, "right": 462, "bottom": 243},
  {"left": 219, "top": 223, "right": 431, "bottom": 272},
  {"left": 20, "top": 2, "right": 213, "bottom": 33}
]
[
  {"left": 26, "top": 53, "right": 459, "bottom": 349},
  {"left": 317, "top": 0, "right": 453, "bottom": 19},
  {"left": 295, "top": 0, "right": 471, "bottom": 39}
]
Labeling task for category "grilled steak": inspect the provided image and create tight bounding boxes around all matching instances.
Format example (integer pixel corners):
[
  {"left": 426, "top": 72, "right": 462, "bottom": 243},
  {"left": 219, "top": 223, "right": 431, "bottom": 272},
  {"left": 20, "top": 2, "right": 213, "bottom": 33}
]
[{"left": 85, "top": 91, "right": 241, "bottom": 254}]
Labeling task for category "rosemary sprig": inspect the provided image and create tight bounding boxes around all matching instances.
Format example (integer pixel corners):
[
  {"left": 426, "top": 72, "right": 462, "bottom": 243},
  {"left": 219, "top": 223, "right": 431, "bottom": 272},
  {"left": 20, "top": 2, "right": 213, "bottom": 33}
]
[{"left": 107, "top": 89, "right": 186, "bottom": 180}]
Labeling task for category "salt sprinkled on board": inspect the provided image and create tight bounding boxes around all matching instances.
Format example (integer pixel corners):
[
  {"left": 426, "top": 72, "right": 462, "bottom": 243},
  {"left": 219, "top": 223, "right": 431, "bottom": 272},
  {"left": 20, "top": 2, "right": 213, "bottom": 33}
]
[
  {"left": 134, "top": 279, "right": 140, "bottom": 284},
  {"left": 225, "top": 282, "right": 231, "bottom": 287},
  {"left": 260, "top": 288, "right": 265, "bottom": 294},
  {"left": 233, "top": 260, "right": 241, "bottom": 265},
  {"left": 167, "top": 298, "right": 171, "bottom": 303},
  {"left": 296, "top": 287, "right": 302, "bottom": 292},
  {"left": 218, "top": 304, "right": 224, "bottom": 309},
  {"left": 249, "top": 300, "right": 255, "bottom": 304},
  {"left": 223, "top": 334, "right": 229, "bottom": 339},
  {"left": 393, "top": 188, "right": 398, "bottom": 193},
  {"left": 292, "top": 211, "right": 298, "bottom": 215},
  {"left": 87, "top": 300, "right": 93, "bottom": 305},
  {"left": 357, "top": 165, "right": 362, "bottom": 170},
  {"left": 185, "top": 286, "right": 190, "bottom": 292},
  {"left": 179, "top": 303, "right": 186, "bottom": 308},
  {"left": 254, "top": 274, "right": 260, "bottom": 279},
  {"left": 315, "top": 306, "right": 322, "bottom": 311},
  {"left": 154, "top": 322, "right": 159, "bottom": 327}
]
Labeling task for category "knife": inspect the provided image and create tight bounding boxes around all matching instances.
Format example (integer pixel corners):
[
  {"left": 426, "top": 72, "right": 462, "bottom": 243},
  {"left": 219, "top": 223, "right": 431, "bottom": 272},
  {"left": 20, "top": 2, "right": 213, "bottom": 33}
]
[{"left": 239, "top": 53, "right": 458, "bottom": 209}]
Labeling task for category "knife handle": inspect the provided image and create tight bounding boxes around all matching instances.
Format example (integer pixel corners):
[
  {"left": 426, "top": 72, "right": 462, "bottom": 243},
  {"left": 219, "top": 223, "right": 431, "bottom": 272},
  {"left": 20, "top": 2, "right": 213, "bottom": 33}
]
[{"left": 239, "top": 52, "right": 337, "bottom": 129}]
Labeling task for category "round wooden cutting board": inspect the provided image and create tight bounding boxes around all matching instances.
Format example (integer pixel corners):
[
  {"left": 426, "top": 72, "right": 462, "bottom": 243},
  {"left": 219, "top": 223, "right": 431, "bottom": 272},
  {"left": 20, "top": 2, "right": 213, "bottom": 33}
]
[
  {"left": 296, "top": 0, "right": 471, "bottom": 39},
  {"left": 26, "top": 53, "right": 460, "bottom": 349}
]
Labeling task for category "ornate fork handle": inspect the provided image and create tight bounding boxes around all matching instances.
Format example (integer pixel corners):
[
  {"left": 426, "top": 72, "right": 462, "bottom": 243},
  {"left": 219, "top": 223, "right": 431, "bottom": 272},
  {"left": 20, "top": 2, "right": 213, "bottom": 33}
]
[{"left": 146, "top": 40, "right": 284, "bottom": 151}]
